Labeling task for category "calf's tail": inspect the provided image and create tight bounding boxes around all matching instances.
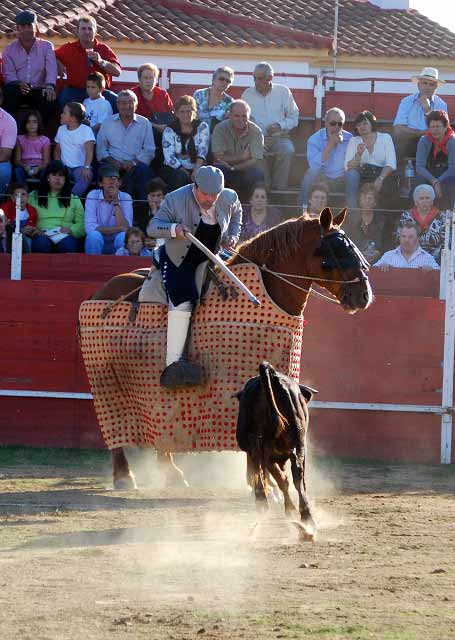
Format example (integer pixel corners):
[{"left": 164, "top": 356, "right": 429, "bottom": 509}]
[{"left": 259, "top": 362, "right": 288, "bottom": 438}]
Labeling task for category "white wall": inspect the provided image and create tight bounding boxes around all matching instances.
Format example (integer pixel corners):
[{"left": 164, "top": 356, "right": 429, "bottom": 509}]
[
  {"left": 117, "top": 54, "right": 314, "bottom": 90},
  {"left": 117, "top": 53, "right": 455, "bottom": 96},
  {"left": 309, "top": 65, "right": 455, "bottom": 96}
]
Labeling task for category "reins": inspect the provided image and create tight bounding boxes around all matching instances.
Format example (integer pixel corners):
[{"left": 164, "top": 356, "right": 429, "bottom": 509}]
[{"left": 227, "top": 245, "right": 361, "bottom": 306}]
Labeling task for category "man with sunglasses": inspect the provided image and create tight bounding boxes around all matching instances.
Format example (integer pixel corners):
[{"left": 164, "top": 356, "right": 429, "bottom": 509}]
[{"left": 299, "top": 108, "right": 352, "bottom": 208}]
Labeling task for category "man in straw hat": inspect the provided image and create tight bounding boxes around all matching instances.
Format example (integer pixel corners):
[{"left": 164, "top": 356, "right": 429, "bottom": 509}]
[
  {"left": 393, "top": 67, "right": 448, "bottom": 161},
  {"left": 144, "top": 165, "right": 242, "bottom": 388}
]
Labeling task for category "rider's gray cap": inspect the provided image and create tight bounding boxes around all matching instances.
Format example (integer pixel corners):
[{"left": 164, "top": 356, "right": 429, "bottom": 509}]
[{"left": 194, "top": 166, "right": 224, "bottom": 194}]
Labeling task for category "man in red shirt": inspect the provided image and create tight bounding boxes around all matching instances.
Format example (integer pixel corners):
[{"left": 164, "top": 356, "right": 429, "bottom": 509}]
[{"left": 56, "top": 15, "right": 120, "bottom": 112}]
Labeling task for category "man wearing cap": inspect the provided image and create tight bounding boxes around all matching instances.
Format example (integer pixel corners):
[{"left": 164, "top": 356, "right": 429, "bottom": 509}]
[
  {"left": 2, "top": 10, "right": 57, "bottom": 121},
  {"left": 84, "top": 164, "right": 133, "bottom": 255},
  {"left": 145, "top": 165, "right": 242, "bottom": 387},
  {"left": 393, "top": 67, "right": 448, "bottom": 161}
]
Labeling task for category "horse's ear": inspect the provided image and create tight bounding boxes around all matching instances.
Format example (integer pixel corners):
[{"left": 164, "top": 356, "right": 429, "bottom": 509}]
[
  {"left": 333, "top": 208, "right": 348, "bottom": 228},
  {"left": 319, "top": 207, "right": 333, "bottom": 232}
]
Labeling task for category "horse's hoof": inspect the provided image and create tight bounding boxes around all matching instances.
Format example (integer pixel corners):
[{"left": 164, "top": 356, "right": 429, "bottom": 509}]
[
  {"left": 113, "top": 472, "right": 137, "bottom": 491},
  {"left": 291, "top": 520, "right": 317, "bottom": 542},
  {"left": 255, "top": 497, "right": 269, "bottom": 512},
  {"left": 164, "top": 473, "right": 190, "bottom": 489}
]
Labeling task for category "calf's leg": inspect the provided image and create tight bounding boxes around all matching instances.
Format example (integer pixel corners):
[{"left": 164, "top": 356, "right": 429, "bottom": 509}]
[
  {"left": 268, "top": 461, "right": 296, "bottom": 516},
  {"left": 290, "top": 451, "right": 313, "bottom": 523},
  {"left": 112, "top": 448, "right": 137, "bottom": 490}
]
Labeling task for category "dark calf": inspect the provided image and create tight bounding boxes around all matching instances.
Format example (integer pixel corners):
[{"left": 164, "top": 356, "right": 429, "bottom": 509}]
[{"left": 235, "top": 362, "right": 317, "bottom": 539}]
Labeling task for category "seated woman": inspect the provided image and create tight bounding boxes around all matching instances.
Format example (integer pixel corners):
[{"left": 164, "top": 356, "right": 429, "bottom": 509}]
[
  {"left": 303, "top": 182, "right": 329, "bottom": 220},
  {"left": 161, "top": 96, "right": 210, "bottom": 191},
  {"left": 345, "top": 110, "right": 397, "bottom": 210},
  {"left": 397, "top": 183, "right": 445, "bottom": 263},
  {"left": 344, "top": 183, "right": 384, "bottom": 264},
  {"left": 416, "top": 109, "right": 455, "bottom": 209},
  {"left": 240, "top": 183, "right": 282, "bottom": 241},
  {"left": 193, "top": 67, "right": 235, "bottom": 131},
  {"left": 131, "top": 63, "right": 174, "bottom": 132},
  {"left": 29, "top": 161, "right": 85, "bottom": 253}
]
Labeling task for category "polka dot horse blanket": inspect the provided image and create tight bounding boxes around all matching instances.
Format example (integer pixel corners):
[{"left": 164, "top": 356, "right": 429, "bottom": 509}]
[{"left": 79, "top": 264, "right": 304, "bottom": 452}]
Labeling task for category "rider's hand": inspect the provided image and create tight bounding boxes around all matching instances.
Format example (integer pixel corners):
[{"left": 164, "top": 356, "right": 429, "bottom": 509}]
[{"left": 175, "top": 224, "right": 189, "bottom": 238}]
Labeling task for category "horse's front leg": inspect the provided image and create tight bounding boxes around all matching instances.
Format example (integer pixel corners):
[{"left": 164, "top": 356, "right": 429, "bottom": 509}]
[
  {"left": 112, "top": 447, "right": 137, "bottom": 490},
  {"left": 290, "top": 450, "right": 316, "bottom": 541},
  {"left": 156, "top": 451, "right": 189, "bottom": 488}
]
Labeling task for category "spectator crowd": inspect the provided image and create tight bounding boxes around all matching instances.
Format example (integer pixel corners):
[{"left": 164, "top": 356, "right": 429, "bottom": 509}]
[{"left": 0, "top": 9, "right": 451, "bottom": 270}]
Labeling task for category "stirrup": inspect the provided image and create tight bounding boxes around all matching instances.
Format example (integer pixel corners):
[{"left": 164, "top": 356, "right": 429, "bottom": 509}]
[{"left": 160, "top": 359, "right": 204, "bottom": 388}]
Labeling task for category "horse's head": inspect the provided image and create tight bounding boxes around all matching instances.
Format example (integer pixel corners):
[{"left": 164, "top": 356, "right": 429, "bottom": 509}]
[{"left": 313, "top": 208, "right": 373, "bottom": 313}]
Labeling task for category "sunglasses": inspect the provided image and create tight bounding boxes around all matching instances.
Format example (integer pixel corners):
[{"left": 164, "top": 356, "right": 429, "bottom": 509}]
[
  {"left": 328, "top": 121, "right": 343, "bottom": 127},
  {"left": 217, "top": 77, "right": 231, "bottom": 82}
]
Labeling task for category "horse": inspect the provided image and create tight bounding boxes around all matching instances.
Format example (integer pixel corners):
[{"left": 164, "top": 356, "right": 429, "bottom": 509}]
[{"left": 83, "top": 208, "right": 372, "bottom": 490}]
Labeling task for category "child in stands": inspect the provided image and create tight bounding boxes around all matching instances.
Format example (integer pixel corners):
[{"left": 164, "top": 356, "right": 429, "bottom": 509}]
[
  {"left": 14, "top": 110, "right": 51, "bottom": 183},
  {"left": 2, "top": 182, "right": 39, "bottom": 252},
  {"left": 54, "top": 102, "right": 95, "bottom": 197},
  {"left": 144, "top": 177, "right": 167, "bottom": 249},
  {"left": 115, "top": 226, "right": 153, "bottom": 256},
  {"left": 83, "top": 72, "right": 113, "bottom": 135}
]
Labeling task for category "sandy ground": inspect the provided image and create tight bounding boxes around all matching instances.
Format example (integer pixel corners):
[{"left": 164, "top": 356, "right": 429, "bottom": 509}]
[{"left": 0, "top": 449, "right": 454, "bottom": 640}]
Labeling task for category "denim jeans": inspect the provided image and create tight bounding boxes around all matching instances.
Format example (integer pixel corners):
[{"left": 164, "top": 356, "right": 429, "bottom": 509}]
[
  {"left": 0, "top": 161, "right": 12, "bottom": 200},
  {"left": 31, "top": 234, "right": 80, "bottom": 253},
  {"left": 69, "top": 166, "right": 93, "bottom": 197},
  {"left": 85, "top": 230, "right": 126, "bottom": 255}
]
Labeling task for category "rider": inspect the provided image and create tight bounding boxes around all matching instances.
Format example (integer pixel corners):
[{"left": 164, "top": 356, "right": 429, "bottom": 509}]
[{"left": 147, "top": 165, "right": 242, "bottom": 387}]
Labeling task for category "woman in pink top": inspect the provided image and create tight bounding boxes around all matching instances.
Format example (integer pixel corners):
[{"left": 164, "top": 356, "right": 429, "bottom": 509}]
[{"left": 14, "top": 110, "right": 51, "bottom": 184}]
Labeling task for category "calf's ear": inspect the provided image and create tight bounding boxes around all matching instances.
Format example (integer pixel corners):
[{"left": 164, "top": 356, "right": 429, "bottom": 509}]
[
  {"left": 299, "top": 384, "right": 318, "bottom": 402},
  {"left": 333, "top": 208, "right": 347, "bottom": 228}
]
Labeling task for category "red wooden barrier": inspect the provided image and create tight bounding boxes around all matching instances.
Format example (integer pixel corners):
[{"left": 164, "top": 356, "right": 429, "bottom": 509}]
[{"left": 0, "top": 256, "right": 452, "bottom": 462}]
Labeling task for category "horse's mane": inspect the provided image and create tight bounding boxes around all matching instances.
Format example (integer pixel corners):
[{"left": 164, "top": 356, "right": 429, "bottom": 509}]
[{"left": 228, "top": 216, "right": 320, "bottom": 266}]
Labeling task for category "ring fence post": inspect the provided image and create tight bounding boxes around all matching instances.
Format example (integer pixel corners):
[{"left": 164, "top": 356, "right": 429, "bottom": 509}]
[
  {"left": 10, "top": 191, "right": 22, "bottom": 281},
  {"left": 440, "top": 209, "right": 455, "bottom": 464}
]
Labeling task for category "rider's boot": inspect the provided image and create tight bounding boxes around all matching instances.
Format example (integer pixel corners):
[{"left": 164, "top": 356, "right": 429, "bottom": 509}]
[{"left": 160, "top": 309, "right": 203, "bottom": 388}]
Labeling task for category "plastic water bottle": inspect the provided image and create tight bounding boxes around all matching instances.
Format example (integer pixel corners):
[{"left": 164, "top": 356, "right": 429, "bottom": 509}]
[{"left": 404, "top": 159, "right": 415, "bottom": 193}]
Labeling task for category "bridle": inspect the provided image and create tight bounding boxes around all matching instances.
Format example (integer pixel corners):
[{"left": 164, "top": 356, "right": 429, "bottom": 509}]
[{"left": 229, "top": 227, "right": 370, "bottom": 305}]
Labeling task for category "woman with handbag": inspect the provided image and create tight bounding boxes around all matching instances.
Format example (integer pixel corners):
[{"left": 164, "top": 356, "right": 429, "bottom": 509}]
[{"left": 345, "top": 110, "right": 397, "bottom": 210}]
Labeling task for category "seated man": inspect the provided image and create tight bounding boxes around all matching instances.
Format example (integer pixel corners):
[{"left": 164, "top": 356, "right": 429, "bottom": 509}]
[
  {"left": 143, "top": 166, "right": 242, "bottom": 387},
  {"left": 212, "top": 99, "right": 265, "bottom": 199},
  {"left": 96, "top": 90, "right": 155, "bottom": 206},
  {"left": 0, "top": 87, "right": 17, "bottom": 197},
  {"left": 242, "top": 62, "right": 299, "bottom": 191},
  {"left": 374, "top": 221, "right": 439, "bottom": 271},
  {"left": 56, "top": 15, "right": 120, "bottom": 111},
  {"left": 299, "top": 108, "right": 352, "bottom": 207},
  {"left": 393, "top": 67, "right": 448, "bottom": 162},
  {"left": 84, "top": 164, "right": 133, "bottom": 255},
  {"left": 2, "top": 10, "right": 57, "bottom": 122}
]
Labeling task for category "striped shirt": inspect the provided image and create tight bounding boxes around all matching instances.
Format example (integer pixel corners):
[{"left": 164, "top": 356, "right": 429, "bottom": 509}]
[{"left": 374, "top": 246, "right": 439, "bottom": 270}]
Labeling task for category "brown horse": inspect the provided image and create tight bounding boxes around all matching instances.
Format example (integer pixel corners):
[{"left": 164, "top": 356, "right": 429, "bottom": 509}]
[{"left": 88, "top": 208, "right": 372, "bottom": 488}]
